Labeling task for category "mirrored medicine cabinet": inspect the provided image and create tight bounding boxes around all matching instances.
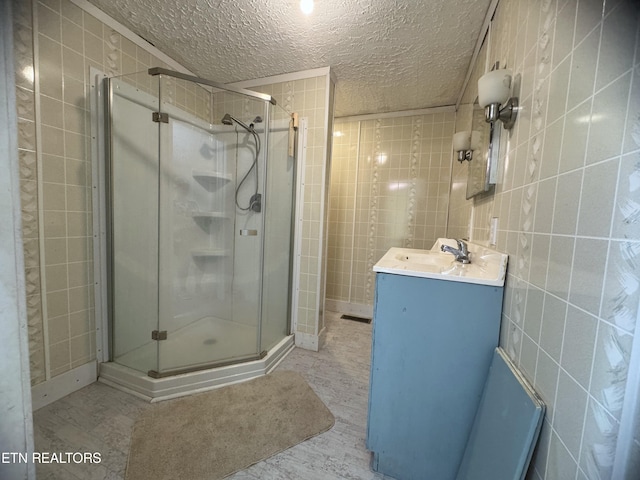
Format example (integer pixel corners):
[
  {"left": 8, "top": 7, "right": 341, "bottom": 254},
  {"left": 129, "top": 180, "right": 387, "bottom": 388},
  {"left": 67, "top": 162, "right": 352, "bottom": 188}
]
[{"left": 466, "top": 98, "right": 500, "bottom": 200}]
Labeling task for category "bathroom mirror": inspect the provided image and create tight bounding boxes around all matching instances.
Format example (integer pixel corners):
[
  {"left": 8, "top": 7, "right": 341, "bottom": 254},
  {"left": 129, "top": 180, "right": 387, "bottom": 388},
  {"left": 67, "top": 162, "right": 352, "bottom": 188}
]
[{"left": 466, "top": 99, "right": 500, "bottom": 199}]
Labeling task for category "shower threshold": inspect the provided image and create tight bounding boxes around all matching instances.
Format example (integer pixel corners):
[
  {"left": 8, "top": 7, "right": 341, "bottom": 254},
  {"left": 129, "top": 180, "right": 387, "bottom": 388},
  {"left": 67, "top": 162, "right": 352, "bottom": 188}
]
[
  {"left": 98, "top": 335, "right": 294, "bottom": 402},
  {"left": 147, "top": 350, "right": 268, "bottom": 379}
]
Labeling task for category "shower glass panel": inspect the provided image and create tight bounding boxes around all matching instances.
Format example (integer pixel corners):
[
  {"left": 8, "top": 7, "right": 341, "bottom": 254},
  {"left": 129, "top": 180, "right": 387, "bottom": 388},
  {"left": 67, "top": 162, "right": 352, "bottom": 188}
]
[
  {"left": 261, "top": 104, "right": 295, "bottom": 352},
  {"left": 154, "top": 76, "right": 269, "bottom": 376},
  {"left": 109, "top": 73, "right": 161, "bottom": 374},
  {"left": 108, "top": 69, "right": 294, "bottom": 378}
]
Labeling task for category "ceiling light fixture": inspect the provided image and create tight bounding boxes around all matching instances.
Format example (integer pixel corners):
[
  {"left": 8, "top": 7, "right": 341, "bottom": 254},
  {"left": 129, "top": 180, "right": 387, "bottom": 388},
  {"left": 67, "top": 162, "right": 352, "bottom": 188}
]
[
  {"left": 300, "top": 0, "right": 314, "bottom": 15},
  {"left": 478, "top": 67, "right": 518, "bottom": 130}
]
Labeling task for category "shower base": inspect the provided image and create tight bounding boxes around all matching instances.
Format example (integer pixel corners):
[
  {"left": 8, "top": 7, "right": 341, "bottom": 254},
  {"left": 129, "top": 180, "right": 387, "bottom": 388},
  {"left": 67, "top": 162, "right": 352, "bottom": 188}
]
[
  {"left": 99, "top": 316, "right": 294, "bottom": 402},
  {"left": 114, "top": 316, "right": 262, "bottom": 374}
]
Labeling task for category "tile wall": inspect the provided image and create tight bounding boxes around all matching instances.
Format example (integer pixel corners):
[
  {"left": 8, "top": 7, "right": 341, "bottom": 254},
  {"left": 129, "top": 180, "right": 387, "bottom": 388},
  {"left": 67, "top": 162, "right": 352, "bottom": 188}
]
[
  {"left": 327, "top": 113, "right": 454, "bottom": 309},
  {"left": 14, "top": 0, "right": 45, "bottom": 386},
  {"left": 256, "top": 77, "right": 334, "bottom": 337},
  {"left": 13, "top": 0, "right": 193, "bottom": 385},
  {"left": 448, "top": 0, "right": 640, "bottom": 478}
]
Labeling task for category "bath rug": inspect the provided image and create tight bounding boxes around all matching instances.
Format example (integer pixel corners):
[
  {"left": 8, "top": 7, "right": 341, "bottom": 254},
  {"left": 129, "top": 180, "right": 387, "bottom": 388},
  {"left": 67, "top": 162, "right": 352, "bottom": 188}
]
[{"left": 125, "top": 370, "right": 335, "bottom": 480}]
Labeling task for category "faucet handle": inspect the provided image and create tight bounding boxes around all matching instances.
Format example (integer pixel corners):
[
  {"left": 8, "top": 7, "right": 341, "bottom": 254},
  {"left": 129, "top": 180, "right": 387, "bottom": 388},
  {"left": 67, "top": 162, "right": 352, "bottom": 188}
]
[{"left": 456, "top": 239, "right": 468, "bottom": 254}]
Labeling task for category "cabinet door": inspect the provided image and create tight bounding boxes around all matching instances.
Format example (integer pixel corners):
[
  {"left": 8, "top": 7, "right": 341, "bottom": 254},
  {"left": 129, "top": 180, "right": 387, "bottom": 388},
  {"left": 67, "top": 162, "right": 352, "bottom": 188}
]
[{"left": 367, "top": 273, "right": 503, "bottom": 480}]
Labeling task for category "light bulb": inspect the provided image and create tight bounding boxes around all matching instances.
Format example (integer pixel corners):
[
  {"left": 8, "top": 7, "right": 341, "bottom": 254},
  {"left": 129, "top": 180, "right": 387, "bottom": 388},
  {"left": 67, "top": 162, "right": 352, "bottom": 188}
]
[
  {"left": 478, "top": 69, "right": 512, "bottom": 108},
  {"left": 300, "top": 0, "right": 314, "bottom": 15},
  {"left": 452, "top": 131, "right": 471, "bottom": 152}
]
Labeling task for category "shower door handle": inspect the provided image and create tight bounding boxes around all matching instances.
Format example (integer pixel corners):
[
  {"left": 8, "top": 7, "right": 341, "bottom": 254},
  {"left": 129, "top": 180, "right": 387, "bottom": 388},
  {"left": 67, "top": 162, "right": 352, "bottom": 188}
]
[{"left": 239, "top": 229, "right": 258, "bottom": 236}]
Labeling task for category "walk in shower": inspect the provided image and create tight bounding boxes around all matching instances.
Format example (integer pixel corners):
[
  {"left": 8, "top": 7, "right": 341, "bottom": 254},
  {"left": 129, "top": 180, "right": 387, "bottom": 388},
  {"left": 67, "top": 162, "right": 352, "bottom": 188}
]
[{"left": 98, "top": 68, "right": 296, "bottom": 400}]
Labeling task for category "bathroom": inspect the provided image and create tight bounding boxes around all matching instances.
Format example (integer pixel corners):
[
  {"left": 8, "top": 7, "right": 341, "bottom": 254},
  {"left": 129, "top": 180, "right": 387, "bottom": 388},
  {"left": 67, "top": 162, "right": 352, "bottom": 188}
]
[{"left": 1, "top": 0, "right": 639, "bottom": 479}]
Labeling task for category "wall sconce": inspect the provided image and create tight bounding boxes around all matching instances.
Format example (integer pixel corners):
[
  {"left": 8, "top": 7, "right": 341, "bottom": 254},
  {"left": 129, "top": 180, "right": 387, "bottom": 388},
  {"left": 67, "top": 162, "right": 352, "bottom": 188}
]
[
  {"left": 453, "top": 130, "right": 480, "bottom": 162},
  {"left": 478, "top": 68, "right": 518, "bottom": 130}
]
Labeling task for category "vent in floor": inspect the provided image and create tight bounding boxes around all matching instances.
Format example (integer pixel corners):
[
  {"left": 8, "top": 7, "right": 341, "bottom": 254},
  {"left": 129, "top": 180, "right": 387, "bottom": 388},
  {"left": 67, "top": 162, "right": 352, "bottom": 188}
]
[{"left": 340, "top": 314, "right": 372, "bottom": 324}]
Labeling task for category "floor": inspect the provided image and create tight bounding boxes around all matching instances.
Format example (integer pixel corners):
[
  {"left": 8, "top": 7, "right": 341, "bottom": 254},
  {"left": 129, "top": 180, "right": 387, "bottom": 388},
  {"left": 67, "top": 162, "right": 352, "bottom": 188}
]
[{"left": 33, "top": 311, "right": 390, "bottom": 479}]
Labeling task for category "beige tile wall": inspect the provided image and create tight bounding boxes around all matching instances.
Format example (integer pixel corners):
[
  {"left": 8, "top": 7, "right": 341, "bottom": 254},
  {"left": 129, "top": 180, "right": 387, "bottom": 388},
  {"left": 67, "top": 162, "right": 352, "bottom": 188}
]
[
  {"left": 254, "top": 77, "right": 332, "bottom": 336},
  {"left": 327, "top": 113, "right": 454, "bottom": 308},
  {"left": 14, "top": 0, "right": 176, "bottom": 384},
  {"left": 13, "top": 0, "right": 45, "bottom": 386},
  {"left": 448, "top": 0, "right": 640, "bottom": 478}
]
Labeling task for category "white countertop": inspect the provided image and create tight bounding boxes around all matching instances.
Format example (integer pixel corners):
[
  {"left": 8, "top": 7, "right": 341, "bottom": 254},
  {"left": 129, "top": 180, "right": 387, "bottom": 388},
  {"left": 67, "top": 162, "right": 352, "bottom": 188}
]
[{"left": 373, "top": 239, "right": 508, "bottom": 287}]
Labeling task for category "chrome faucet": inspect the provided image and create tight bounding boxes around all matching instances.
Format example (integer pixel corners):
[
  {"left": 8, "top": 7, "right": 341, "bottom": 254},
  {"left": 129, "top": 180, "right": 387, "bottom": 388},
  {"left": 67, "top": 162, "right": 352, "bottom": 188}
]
[{"left": 441, "top": 239, "right": 470, "bottom": 264}]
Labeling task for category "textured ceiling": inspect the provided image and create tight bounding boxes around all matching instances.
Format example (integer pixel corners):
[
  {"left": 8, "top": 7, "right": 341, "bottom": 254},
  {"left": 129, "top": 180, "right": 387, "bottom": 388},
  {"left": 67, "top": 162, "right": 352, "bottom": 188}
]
[{"left": 87, "top": 0, "right": 492, "bottom": 117}]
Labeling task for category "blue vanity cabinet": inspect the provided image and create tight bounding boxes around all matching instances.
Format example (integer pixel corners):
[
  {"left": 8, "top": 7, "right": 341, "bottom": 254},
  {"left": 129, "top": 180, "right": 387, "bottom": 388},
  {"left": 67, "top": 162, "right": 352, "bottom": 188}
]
[{"left": 366, "top": 272, "right": 504, "bottom": 480}]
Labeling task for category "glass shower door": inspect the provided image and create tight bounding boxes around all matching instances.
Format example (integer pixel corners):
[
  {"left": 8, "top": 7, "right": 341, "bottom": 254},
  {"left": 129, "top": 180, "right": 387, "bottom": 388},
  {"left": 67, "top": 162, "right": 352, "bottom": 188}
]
[
  {"left": 109, "top": 73, "right": 161, "bottom": 374},
  {"left": 154, "top": 77, "right": 267, "bottom": 376}
]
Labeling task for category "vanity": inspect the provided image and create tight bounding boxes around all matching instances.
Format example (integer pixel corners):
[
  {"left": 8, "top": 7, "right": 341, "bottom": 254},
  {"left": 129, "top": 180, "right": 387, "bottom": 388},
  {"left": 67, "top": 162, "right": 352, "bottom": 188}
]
[{"left": 366, "top": 239, "right": 508, "bottom": 480}]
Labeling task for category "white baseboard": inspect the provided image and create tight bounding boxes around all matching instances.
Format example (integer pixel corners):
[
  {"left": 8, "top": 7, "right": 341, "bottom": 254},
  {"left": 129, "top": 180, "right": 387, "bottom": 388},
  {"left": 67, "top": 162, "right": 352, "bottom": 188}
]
[
  {"left": 318, "top": 327, "right": 327, "bottom": 350},
  {"left": 325, "top": 299, "right": 373, "bottom": 318},
  {"left": 295, "top": 329, "right": 325, "bottom": 352},
  {"left": 31, "top": 361, "right": 97, "bottom": 411}
]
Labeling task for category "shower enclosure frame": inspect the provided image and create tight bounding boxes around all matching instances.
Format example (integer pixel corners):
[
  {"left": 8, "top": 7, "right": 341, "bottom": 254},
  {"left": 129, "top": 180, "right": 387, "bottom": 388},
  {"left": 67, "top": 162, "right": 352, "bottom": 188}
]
[{"left": 96, "top": 67, "right": 297, "bottom": 395}]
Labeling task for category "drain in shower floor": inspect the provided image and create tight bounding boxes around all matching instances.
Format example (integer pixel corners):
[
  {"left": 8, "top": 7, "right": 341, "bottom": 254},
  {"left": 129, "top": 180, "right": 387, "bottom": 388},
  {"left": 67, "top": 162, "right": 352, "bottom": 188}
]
[{"left": 340, "top": 314, "right": 372, "bottom": 324}]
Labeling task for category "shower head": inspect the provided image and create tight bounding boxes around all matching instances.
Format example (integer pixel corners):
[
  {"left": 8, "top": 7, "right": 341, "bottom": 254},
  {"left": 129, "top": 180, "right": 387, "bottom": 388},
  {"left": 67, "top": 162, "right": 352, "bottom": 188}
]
[
  {"left": 220, "top": 113, "right": 252, "bottom": 132},
  {"left": 221, "top": 113, "right": 233, "bottom": 125}
]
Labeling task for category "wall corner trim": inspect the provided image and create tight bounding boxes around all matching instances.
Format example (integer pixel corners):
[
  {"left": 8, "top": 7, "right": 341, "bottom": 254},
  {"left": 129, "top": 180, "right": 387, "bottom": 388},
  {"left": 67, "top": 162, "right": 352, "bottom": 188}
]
[
  {"left": 228, "top": 67, "right": 332, "bottom": 89},
  {"left": 294, "top": 331, "right": 324, "bottom": 352},
  {"left": 31, "top": 361, "right": 98, "bottom": 411}
]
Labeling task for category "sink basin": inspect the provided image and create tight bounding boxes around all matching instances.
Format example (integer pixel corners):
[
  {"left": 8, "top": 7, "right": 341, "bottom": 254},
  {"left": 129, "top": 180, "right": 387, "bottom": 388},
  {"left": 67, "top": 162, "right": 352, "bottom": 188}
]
[
  {"left": 373, "top": 239, "right": 508, "bottom": 286},
  {"left": 394, "top": 251, "right": 453, "bottom": 267}
]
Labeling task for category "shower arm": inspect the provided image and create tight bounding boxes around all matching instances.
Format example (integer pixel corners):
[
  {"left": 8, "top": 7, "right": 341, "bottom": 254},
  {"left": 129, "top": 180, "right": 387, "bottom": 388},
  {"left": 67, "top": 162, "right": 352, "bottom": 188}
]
[{"left": 148, "top": 67, "right": 277, "bottom": 106}]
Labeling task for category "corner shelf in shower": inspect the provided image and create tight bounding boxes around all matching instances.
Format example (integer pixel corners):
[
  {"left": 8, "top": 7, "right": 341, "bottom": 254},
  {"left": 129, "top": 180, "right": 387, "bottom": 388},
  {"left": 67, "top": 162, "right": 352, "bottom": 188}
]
[
  {"left": 192, "top": 170, "right": 232, "bottom": 190},
  {"left": 190, "top": 248, "right": 229, "bottom": 258}
]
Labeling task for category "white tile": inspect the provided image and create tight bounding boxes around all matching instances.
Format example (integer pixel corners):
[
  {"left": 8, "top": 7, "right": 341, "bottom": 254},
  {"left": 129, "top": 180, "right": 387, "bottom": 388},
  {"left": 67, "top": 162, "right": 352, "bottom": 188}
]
[
  {"left": 553, "top": 370, "right": 588, "bottom": 458},
  {"left": 546, "top": 427, "right": 579, "bottom": 479},
  {"left": 552, "top": 170, "right": 582, "bottom": 235},
  {"left": 533, "top": 177, "right": 557, "bottom": 233},
  {"left": 577, "top": 158, "right": 619, "bottom": 237},
  {"left": 568, "top": 238, "right": 608, "bottom": 315},
  {"left": 560, "top": 305, "right": 597, "bottom": 389},
  {"left": 579, "top": 397, "right": 620, "bottom": 477},
  {"left": 595, "top": 2, "right": 638, "bottom": 91},
  {"left": 586, "top": 72, "right": 631, "bottom": 164},
  {"left": 546, "top": 235, "right": 575, "bottom": 300},
  {"left": 540, "top": 293, "right": 567, "bottom": 362},
  {"left": 552, "top": 0, "right": 578, "bottom": 68},
  {"left": 622, "top": 67, "right": 640, "bottom": 155},
  {"left": 534, "top": 350, "right": 560, "bottom": 422},
  {"left": 589, "top": 321, "right": 633, "bottom": 421},
  {"left": 573, "top": 0, "right": 603, "bottom": 46},
  {"left": 567, "top": 27, "right": 600, "bottom": 110},
  {"left": 547, "top": 58, "right": 572, "bottom": 124}
]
